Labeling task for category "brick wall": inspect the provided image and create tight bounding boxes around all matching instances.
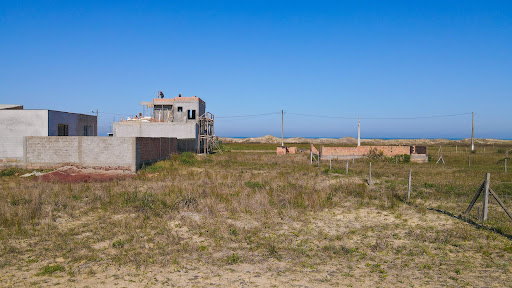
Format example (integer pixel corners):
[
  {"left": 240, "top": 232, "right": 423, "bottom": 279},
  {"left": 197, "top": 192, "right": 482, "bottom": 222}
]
[
  {"left": 276, "top": 146, "right": 287, "bottom": 155},
  {"left": 321, "top": 146, "right": 411, "bottom": 158},
  {"left": 136, "top": 137, "right": 178, "bottom": 168}
]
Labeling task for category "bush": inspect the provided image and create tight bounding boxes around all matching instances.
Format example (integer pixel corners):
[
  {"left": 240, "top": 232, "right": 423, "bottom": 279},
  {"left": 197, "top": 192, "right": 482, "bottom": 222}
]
[
  {"left": 180, "top": 152, "right": 196, "bottom": 165},
  {"left": 37, "top": 264, "right": 65, "bottom": 276},
  {"left": 0, "top": 168, "right": 21, "bottom": 177},
  {"left": 367, "top": 148, "right": 384, "bottom": 160},
  {"left": 245, "top": 181, "right": 265, "bottom": 189}
]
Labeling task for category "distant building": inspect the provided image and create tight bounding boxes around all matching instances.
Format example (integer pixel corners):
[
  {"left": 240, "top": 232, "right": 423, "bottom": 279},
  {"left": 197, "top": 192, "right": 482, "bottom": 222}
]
[
  {"left": 0, "top": 106, "right": 97, "bottom": 137},
  {"left": 113, "top": 94, "right": 215, "bottom": 153},
  {"left": 0, "top": 105, "right": 97, "bottom": 165}
]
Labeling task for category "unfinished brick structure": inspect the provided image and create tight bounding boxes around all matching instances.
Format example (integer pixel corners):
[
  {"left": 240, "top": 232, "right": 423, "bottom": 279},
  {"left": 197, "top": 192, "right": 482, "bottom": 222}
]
[
  {"left": 321, "top": 146, "right": 411, "bottom": 159},
  {"left": 306, "top": 144, "right": 428, "bottom": 163},
  {"left": 276, "top": 146, "right": 298, "bottom": 155}
]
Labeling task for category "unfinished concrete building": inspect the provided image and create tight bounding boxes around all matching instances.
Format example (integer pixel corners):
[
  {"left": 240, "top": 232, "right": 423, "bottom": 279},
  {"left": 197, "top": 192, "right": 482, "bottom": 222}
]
[{"left": 113, "top": 93, "right": 215, "bottom": 154}]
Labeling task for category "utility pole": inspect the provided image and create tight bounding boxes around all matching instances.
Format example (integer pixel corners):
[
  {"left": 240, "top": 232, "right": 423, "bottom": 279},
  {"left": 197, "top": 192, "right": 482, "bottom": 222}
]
[
  {"left": 281, "top": 110, "right": 284, "bottom": 147},
  {"left": 471, "top": 112, "right": 475, "bottom": 152},
  {"left": 92, "top": 109, "right": 98, "bottom": 136},
  {"left": 357, "top": 117, "right": 361, "bottom": 147}
]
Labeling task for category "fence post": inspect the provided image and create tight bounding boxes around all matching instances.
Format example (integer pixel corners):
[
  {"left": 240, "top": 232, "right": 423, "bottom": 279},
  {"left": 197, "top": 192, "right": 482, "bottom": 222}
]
[
  {"left": 456, "top": 145, "right": 458, "bottom": 153},
  {"left": 482, "top": 173, "right": 490, "bottom": 222},
  {"left": 506, "top": 158, "right": 508, "bottom": 173},
  {"left": 329, "top": 159, "right": 332, "bottom": 170},
  {"left": 369, "top": 162, "right": 372, "bottom": 185},
  {"left": 468, "top": 155, "right": 471, "bottom": 168},
  {"left": 407, "top": 169, "right": 412, "bottom": 201},
  {"left": 346, "top": 160, "right": 348, "bottom": 175},
  {"left": 310, "top": 150, "right": 312, "bottom": 165}
]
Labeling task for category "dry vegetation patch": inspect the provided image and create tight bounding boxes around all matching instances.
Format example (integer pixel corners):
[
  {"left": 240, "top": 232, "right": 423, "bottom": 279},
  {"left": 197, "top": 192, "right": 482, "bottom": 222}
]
[{"left": 1, "top": 146, "right": 512, "bottom": 287}]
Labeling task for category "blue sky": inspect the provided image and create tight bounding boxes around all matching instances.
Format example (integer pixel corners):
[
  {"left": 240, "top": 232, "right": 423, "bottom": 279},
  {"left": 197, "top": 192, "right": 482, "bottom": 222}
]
[{"left": 1, "top": 1, "right": 511, "bottom": 138}]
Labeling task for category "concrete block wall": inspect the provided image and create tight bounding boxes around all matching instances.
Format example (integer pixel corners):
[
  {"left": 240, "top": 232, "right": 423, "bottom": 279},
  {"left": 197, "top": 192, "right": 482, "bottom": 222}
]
[
  {"left": 321, "top": 146, "right": 411, "bottom": 159},
  {"left": 25, "top": 137, "right": 137, "bottom": 171},
  {"left": 19, "top": 136, "right": 178, "bottom": 172},
  {"left": 135, "top": 137, "right": 177, "bottom": 168},
  {"left": 177, "top": 138, "right": 197, "bottom": 153},
  {"left": 0, "top": 137, "right": 25, "bottom": 167}
]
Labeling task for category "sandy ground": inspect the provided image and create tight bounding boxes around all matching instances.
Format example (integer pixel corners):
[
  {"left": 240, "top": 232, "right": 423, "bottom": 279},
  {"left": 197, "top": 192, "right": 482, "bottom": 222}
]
[{"left": 2, "top": 204, "right": 510, "bottom": 287}]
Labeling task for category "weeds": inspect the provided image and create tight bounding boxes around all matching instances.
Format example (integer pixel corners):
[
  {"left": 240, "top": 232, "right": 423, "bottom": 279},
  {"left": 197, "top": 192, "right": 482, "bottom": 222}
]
[
  {"left": 36, "top": 264, "right": 65, "bottom": 276},
  {"left": 1, "top": 144, "right": 511, "bottom": 286}
]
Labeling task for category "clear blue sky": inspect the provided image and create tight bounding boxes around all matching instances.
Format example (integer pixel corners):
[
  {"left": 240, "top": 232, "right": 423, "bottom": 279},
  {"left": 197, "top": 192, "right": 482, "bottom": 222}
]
[{"left": 1, "top": 1, "right": 511, "bottom": 138}]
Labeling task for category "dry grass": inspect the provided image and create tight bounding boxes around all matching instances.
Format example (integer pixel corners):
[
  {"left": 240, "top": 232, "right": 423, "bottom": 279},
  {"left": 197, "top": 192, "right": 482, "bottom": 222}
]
[{"left": 0, "top": 145, "right": 511, "bottom": 287}]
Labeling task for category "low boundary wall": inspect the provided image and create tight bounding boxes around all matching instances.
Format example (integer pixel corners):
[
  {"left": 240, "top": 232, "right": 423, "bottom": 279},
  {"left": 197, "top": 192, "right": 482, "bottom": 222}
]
[
  {"left": 0, "top": 137, "right": 25, "bottom": 167},
  {"left": 321, "top": 146, "right": 411, "bottom": 160},
  {"left": 0, "top": 136, "right": 177, "bottom": 172}
]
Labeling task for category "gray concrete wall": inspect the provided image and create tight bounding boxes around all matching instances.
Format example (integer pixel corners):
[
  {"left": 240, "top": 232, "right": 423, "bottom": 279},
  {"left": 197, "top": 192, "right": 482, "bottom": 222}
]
[
  {"left": 25, "top": 137, "right": 137, "bottom": 171},
  {"left": 172, "top": 100, "right": 204, "bottom": 123},
  {"left": 0, "top": 137, "right": 25, "bottom": 166},
  {"left": 0, "top": 110, "right": 48, "bottom": 137},
  {"left": 114, "top": 122, "right": 198, "bottom": 140},
  {"left": 14, "top": 136, "right": 178, "bottom": 172},
  {"left": 48, "top": 110, "right": 97, "bottom": 136}
]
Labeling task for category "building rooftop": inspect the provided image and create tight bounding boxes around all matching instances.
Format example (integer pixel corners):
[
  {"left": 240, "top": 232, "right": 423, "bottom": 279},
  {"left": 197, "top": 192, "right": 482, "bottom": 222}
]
[
  {"left": 151, "top": 96, "right": 205, "bottom": 105},
  {"left": 0, "top": 104, "right": 23, "bottom": 110}
]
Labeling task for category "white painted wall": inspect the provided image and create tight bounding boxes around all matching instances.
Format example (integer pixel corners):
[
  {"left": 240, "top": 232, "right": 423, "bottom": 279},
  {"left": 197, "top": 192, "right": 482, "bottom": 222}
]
[
  {"left": 0, "top": 110, "right": 48, "bottom": 137},
  {"left": 113, "top": 122, "right": 198, "bottom": 139}
]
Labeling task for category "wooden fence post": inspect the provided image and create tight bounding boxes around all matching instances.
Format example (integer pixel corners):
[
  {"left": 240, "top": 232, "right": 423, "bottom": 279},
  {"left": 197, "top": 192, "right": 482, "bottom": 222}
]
[
  {"left": 329, "top": 159, "right": 332, "bottom": 170},
  {"left": 369, "top": 162, "right": 372, "bottom": 185},
  {"left": 468, "top": 155, "right": 471, "bottom": 168},
  {"left": 346, "top": 160, "right": 348, "bottom": 175},
  {"left": 482, "top": 173, "right": 490, "bottom": 222},
  {"left": 407, "top": 169, "right": 412, "bottom": 201}
]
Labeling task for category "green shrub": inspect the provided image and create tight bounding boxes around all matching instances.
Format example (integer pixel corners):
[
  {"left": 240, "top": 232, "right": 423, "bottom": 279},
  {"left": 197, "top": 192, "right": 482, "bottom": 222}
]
[
  {"left": 37, "top": 264, "right": 65, "bottom": 276},
  {"left": 112, "top": 239, "right": 127, "bottom": 248},
  {"left": 180, "top": 152, "right": 196, "bottom": 165},
  {"left": 0, "top": 168, "right": 21, "bottom": 177},
  {"left": 245, "top": 181, "right": 264, "bottom": 189},
  {"left": 226, "top": 253, "right": 240, "bottom": 265}
]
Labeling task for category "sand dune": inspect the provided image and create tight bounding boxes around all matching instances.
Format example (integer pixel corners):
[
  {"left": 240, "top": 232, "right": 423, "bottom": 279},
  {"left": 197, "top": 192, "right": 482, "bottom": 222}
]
[{"left": 220, "top": 135, "right": 512, "bottom": 146}]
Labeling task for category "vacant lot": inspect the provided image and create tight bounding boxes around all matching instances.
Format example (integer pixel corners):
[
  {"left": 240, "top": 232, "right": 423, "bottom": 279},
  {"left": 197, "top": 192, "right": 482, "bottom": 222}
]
[{"left": 1, "top": 144, "right": 511, "bottom": 287}]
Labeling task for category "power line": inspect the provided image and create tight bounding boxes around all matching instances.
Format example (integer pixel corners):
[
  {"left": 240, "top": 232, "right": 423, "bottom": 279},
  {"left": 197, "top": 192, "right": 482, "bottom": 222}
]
[
  {"left": 216, "top": 112, "right": 281, "bottom": 119},
  {"left": 286, "top": 112, "right": 473, "bottom": 120}
]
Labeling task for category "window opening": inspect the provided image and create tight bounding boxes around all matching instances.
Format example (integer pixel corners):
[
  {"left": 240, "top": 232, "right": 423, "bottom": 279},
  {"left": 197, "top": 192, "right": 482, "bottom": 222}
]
[
  {"left": 187, "top": 110, "right": 196, "bottom": 120},
  {"left": 58, "top": 124, "right": 69, "bottom": 136}
]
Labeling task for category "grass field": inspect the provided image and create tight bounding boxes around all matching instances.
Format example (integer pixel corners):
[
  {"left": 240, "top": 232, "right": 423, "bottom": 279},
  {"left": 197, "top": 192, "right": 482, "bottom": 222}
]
[{"left": 1, "top": 144, "right": 511, "bottom": 287}]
